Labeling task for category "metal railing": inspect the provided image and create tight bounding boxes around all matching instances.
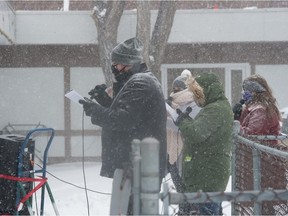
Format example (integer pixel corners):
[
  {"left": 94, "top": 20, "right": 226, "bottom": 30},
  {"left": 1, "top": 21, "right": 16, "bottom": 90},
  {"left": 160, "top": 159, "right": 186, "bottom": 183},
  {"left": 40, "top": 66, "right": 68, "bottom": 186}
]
[
  {"left": 126, "top": 121, "right": 288, "bottom": 215},
  {"left": 232, "top": 121, "right": 288, "bottom": 215}
]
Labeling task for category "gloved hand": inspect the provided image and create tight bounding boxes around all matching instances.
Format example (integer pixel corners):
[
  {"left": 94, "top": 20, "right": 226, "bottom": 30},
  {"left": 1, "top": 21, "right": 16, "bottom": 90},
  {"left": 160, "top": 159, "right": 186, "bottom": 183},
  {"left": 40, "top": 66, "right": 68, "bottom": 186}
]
[
  {"left": 232, "top": 99, "right": 244, "bottom": 120},
  {"left": 166, "top": 96, "right": 173, "bottom": 107},
  {"left": 174, "top": 107, "right": 192, "bottom": 127},
  {"left": 88, "top": 84, "right": 112, "bottom": 107},
  {"left": 89, "top": 84, "right": 107, "bottom": 98},
  {"left": 79, "top": 99, "right": 98, "bottom": 116}
]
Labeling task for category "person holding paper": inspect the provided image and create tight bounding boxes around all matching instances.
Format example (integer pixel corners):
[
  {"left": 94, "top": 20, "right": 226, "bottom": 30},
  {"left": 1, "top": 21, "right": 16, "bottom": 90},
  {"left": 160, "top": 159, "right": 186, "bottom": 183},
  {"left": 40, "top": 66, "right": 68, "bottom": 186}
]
[
  {"left": 174, "top": 73, "right": 233, "bottom": 215},
  {"left": 166, "top": 69, "right": 201, "bottom": 192},
  {"left": 79, "top": 37, "right": 167, "bottom": 214}
]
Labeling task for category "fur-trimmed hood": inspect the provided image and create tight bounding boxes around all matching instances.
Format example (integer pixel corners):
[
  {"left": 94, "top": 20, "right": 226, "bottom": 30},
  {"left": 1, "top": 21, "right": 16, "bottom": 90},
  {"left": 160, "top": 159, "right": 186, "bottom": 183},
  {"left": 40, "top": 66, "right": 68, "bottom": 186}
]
[
  {"left": 187, "top": 73, "right": 226, "bottom": 107},
  {"left": 178, "top": 72, "right": 233, "bottom": 192}
]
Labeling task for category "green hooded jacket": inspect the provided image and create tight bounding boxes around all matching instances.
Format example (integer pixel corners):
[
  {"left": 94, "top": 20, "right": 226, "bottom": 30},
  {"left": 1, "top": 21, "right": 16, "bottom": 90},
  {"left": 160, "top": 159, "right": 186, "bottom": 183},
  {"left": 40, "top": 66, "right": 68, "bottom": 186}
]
[{"left": 179, "top": 73, "right": 233, "bottom": 192}]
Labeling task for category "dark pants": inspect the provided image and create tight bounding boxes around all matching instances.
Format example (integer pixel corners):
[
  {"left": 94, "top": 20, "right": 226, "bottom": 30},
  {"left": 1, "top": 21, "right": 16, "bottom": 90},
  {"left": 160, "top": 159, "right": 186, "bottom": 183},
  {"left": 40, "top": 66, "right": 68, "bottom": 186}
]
[
  {"left": 179, "top": 202, "right": 223, "bottom": 215},
  {"left": 168, "top": 162, "right": 185, "bottom": 192},
  {"left": 168, "top": 162, "right": 223, "bottom": 215}
]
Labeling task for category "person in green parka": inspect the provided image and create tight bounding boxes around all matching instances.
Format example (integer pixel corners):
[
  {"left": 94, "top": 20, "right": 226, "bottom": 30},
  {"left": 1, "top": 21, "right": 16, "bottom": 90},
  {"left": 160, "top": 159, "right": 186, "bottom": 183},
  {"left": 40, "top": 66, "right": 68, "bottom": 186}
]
[{"left": 174, "top": 72, "right": 233, "bottom": 215}]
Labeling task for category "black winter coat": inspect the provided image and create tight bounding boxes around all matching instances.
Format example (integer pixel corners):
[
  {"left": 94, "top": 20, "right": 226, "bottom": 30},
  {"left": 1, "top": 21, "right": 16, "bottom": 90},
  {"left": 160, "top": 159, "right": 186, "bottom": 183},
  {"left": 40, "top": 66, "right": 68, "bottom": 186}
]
[{"left": 90, "top": 64, "right": 167, "bottom": 179}]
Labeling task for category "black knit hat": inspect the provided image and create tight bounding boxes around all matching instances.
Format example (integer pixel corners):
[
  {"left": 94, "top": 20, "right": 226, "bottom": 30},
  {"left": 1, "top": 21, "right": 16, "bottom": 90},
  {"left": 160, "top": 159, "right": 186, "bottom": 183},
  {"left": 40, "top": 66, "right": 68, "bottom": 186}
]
[{"left": 111, "top": 37, "right": 143, "bottom": 65}]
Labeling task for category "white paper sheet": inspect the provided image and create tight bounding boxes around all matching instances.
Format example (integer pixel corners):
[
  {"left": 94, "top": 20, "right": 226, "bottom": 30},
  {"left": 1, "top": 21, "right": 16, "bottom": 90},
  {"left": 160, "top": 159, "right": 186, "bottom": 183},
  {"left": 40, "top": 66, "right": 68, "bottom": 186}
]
[
  {"left": 166, "top": 103, "right": 178, "bottom": 122},
  {"left": 65, "top": 90, "right": 85, "bottom": 107}
]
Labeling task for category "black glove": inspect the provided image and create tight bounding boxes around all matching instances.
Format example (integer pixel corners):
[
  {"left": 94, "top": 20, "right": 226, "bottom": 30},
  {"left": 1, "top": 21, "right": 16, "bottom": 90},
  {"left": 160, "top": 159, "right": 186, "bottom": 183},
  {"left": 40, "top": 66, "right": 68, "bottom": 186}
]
[
  {"left": 89, "top": 84, "right": 107, "bottom": 98},
  {"left": 232, "top": 99, "right": 244, "bottom": 120},
  {"left": 166, "top": 96, "right": 173, "bottom": 107},
  {"left": 88, "top": 84, "right": 112, "bottom": 107},
  {"left": 174, "top": 107, "right": 192, "bottom": 127},
  {"left": 79, "top": 99, "right": 98, "bottom": 116}
]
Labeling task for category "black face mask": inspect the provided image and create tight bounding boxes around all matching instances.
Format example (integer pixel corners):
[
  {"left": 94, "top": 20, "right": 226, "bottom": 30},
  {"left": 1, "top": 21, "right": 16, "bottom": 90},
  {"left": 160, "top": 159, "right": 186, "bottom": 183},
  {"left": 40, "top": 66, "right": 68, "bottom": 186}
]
[
  {"left": 111, "top": 65, "right": 134, "bottom": 83},
  {"left": 111, "top": 65, "right": 120, "bottom": 77}
]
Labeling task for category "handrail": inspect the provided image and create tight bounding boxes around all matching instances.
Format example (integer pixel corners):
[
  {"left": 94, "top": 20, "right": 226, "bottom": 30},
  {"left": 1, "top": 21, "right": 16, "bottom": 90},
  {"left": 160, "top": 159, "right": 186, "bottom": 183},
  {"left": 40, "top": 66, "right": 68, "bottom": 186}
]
[{"left": 17, "top": 127, "right": 55, "bottom": 216}]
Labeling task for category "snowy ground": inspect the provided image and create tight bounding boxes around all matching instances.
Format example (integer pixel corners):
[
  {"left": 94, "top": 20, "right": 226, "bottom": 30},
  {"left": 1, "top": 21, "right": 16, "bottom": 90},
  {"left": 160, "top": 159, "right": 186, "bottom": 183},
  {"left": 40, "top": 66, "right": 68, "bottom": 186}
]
[{"left": 33, "top": 162, "right": 231, "bottom": 215}]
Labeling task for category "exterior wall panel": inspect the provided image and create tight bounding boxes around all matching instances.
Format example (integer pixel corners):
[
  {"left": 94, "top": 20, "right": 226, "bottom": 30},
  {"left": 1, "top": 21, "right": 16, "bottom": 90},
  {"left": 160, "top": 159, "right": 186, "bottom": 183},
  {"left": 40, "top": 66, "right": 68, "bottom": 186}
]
[{"left": 14, "top": 9, "right": 288, "bottom": 45}]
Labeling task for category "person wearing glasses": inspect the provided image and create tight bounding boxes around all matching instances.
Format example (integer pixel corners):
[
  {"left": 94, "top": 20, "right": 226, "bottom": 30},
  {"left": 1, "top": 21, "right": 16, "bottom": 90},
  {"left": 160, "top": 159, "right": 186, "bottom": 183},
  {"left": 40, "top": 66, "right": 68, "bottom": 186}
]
[{"left": 79, "top": 37, "right": 167, "bottom": 215}]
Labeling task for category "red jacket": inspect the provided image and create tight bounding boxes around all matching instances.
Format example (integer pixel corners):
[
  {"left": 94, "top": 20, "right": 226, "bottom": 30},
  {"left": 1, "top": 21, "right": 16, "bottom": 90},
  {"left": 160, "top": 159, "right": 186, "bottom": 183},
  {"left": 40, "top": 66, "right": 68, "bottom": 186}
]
[
  {"left": 239, "top": 104, "right": 280, "bottom": 136},
  {"left": 238, "top": 105, "right": 286, "bottom": 216}
]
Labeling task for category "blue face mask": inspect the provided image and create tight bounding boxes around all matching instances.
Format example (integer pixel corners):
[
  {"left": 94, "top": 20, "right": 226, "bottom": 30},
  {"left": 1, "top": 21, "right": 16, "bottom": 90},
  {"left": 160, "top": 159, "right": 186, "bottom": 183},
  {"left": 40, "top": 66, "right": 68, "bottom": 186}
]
[{"left": 242, "top": 91, "right": 252, "bottom": 103}]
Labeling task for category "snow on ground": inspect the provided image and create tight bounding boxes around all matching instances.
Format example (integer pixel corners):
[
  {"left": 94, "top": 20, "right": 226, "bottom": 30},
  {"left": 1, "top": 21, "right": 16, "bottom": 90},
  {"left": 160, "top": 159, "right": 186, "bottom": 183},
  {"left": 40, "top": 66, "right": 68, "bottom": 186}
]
[
  {"left": 35, "top": 162, "right": 231, "bottom": 215},
  {"left": 40, "top": 162, "right": 112, "bottom": 215}
]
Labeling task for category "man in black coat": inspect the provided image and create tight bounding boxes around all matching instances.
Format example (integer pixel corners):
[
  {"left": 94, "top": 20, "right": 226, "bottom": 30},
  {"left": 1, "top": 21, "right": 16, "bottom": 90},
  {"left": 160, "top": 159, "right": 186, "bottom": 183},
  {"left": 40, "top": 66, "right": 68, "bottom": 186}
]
[{"left": 80, "top": 37, "right": 167, "bottom": 186}]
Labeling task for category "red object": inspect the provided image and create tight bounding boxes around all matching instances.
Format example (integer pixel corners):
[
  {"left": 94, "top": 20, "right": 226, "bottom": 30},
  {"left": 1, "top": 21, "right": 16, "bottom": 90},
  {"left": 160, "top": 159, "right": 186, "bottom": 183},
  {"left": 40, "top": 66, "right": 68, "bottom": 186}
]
[
  {"left": 0, "top": 174, "right": 47, "bottom": 211},
  {"left": 213, "top": 4, "right": 219, "bottom": 10}
]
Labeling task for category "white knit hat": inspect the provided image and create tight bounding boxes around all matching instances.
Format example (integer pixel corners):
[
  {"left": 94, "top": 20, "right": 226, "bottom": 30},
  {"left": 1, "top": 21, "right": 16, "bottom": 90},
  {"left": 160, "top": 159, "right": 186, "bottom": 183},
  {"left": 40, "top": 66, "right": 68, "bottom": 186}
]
[{"left": 181, "top": 69, "right": 192, "bottom": 78}]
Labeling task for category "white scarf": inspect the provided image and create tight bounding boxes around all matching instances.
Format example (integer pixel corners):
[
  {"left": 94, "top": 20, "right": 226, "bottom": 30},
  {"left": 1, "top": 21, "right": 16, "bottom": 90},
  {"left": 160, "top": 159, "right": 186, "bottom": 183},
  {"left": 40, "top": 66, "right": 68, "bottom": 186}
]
[{"left": 170, "top": 89, "right": 195, "bottom": 110}]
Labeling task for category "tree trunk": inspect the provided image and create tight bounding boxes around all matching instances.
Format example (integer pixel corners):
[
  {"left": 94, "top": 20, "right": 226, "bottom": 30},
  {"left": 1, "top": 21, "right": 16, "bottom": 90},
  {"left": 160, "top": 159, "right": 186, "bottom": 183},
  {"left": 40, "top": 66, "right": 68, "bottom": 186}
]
[
  {"left": 91, "top": 1, "right": 125, "bottom": 87},
  {"left": 149, "top": 1, "right": 177, "bottom": 79},
  {"left": 136, "top": 1, "right": 150, "bottom": 64},
  {"left": 92, "top": 0, "right": 177, "bottom": 84}
]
